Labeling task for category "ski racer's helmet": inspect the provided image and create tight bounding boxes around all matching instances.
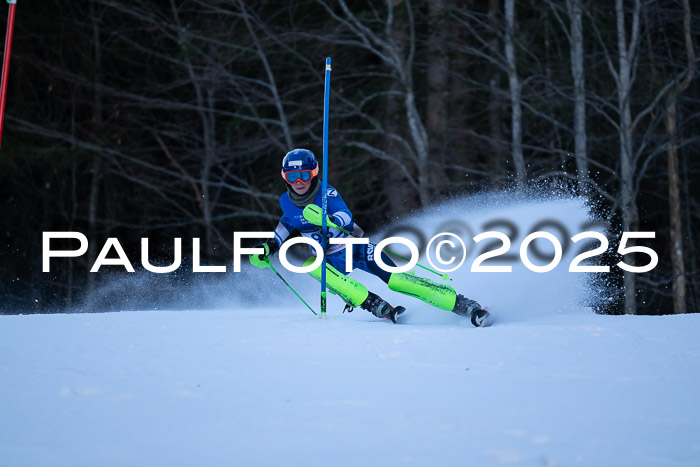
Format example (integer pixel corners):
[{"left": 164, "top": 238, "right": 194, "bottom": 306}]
[{"left": 281, "top": 148, "right": 319, "bottom": 185}]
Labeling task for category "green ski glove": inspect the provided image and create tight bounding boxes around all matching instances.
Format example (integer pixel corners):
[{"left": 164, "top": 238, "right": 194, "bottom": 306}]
[{"left": 249, "top": 240, "right": 278, "bottom": 269}]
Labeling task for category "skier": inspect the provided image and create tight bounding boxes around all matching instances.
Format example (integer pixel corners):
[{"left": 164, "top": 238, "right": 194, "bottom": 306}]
[{"left": 249, "top": 148, "right": 491, "bottom": 326}]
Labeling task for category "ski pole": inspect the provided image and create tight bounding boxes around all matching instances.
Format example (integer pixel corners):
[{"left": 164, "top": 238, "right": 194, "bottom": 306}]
[
  {"left": 303, "top": 205, "right": 452, "bottom": 281},
  {"left": 0, "top": 0, "right": 17, "bottom": 151},
  {"left": 266, "top": 259, "right": 318, "bottom": 316}
]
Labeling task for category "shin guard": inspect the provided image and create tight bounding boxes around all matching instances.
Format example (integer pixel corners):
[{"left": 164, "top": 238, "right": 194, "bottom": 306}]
[
  {"left": 304, "top": 257, "right": 369, "bottom": 307},
  {"left": 387, "top": 272, "right": 457, "bottom": 311}
]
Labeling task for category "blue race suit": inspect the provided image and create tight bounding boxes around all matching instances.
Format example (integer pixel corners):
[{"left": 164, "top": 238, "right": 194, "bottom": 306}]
[{"left": 274, "top": 184, "right": 396, "bottom": 283}]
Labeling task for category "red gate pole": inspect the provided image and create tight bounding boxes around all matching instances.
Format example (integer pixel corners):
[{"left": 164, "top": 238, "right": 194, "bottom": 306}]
[{"left": 0, "top": 0, "right": 17, "bottom": 151}]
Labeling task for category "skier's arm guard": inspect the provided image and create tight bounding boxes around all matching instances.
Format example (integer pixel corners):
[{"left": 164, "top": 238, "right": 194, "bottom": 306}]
[{"left": 302, "top": 204, "right": 341, "bottom": 229}]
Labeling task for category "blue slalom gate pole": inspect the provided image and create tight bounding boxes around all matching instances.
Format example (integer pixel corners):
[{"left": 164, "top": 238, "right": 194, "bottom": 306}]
[{"left": 320, "top": 57, "right": 331, "bottom": 319}]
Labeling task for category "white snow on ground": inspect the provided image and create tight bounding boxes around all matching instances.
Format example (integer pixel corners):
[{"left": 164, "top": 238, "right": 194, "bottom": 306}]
[
  {"left": 2, "top": 309, "right": 700, "bottom": 466},
  {"left": 2, "top": 193, "right": 699, "bottom": 466}
]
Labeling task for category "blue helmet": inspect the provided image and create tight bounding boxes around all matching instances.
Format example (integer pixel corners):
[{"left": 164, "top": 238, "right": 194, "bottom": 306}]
[{"left": 281, "top": 148, "right": 319, "bottom": 185}]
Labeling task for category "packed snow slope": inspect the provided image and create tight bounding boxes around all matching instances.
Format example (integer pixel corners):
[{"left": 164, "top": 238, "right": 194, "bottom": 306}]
[
  {"left": 2, "top": 193, "right": 699, "bottom": 466},
  {"left": 2, "top": 308, "right": 700, "bottom": 466}
]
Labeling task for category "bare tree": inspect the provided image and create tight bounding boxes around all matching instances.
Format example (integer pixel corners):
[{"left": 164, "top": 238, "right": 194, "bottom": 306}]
[
  {"left": 588, "top": 0, "right": 697, "bottom": 313},
  {"left": 427, "top": 0, "right": 449, "bottom": 194},
  {"left": 589, "top": 0, "right": 644, "bottom": 314},
  {"left": 547, "top": 0, "right": 589, "bottom": 191},
  {"left": 316, "top": 0, "right": 432, "bottom": 206},
  {"left": 567, "top": 0, "right": 589, "bottom": 191},
  {"left": 648, "top": 0, "right": 696, "bottom": 314},
  {"left": 86, "top": 1, "right": 106, "bottom": 300},
  {"left": 504, "top": 0, "right": 526, "bottom": 187},
  {"left": 487, "top": 0, "right": 505, "bottom": 182}
]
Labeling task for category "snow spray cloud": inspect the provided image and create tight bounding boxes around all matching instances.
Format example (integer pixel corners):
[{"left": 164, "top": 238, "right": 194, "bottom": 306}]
[{"left": 365, "top": 188, "right": 635, "bottom": 322}]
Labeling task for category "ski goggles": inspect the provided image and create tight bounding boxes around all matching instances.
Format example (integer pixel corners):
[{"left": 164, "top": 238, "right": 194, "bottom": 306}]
[{"left": 281, "top": 167, "right": 318, "bottom": 184}]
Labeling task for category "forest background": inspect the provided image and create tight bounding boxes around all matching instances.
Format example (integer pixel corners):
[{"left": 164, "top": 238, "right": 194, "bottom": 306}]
[{"left": 0, "top": 0, "right": 697, "bottom": 315}]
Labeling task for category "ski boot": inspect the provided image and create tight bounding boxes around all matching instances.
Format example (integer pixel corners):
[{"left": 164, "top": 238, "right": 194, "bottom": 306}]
[
  {"left": 452, "top": 294, "right": 492, "bottom": 327},
  {"left": 361, "top": 292, "right": 405, "bottom": 324}
]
